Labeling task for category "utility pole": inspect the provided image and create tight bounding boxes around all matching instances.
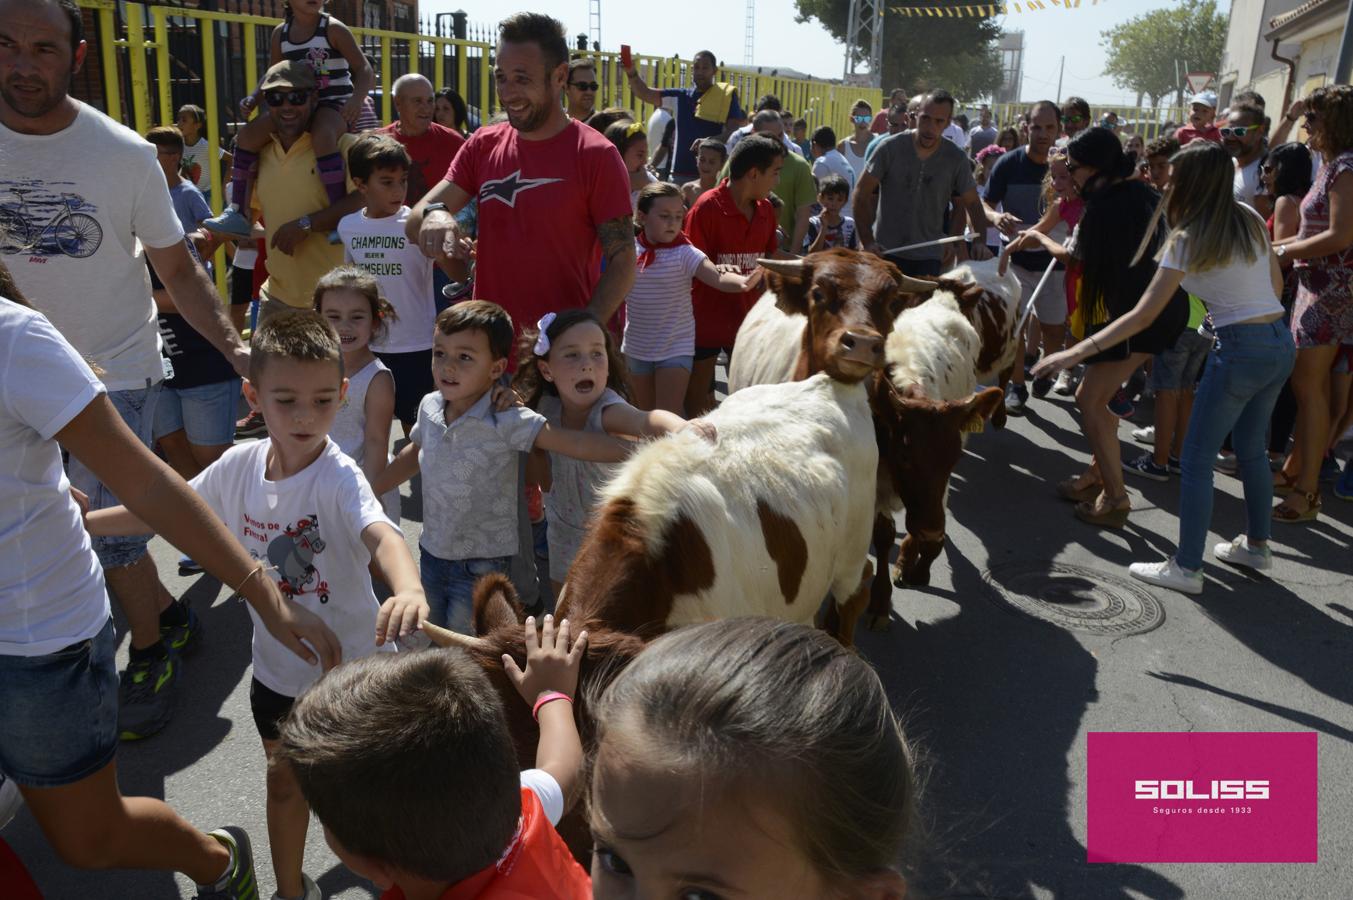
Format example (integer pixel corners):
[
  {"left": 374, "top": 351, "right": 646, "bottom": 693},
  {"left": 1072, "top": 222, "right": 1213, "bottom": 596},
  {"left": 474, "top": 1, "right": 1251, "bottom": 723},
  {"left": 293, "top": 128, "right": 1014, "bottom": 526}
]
[
  {"left": 744, "top": 0, "right": 756, "bottom": 66},
  {"left": 1055, "top": 55, "right": 1064, "bottom": 103}
]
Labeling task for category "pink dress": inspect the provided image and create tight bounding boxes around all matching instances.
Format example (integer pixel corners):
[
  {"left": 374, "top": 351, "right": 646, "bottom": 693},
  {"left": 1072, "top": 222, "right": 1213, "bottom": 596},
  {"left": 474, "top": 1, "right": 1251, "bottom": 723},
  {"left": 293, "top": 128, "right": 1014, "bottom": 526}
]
[
  {"left": 1058, "top": 197, "right": 1085, "bottom": 314},
  {"left": 1292, "top": 151, "right": 1353, "bottom": 347}
]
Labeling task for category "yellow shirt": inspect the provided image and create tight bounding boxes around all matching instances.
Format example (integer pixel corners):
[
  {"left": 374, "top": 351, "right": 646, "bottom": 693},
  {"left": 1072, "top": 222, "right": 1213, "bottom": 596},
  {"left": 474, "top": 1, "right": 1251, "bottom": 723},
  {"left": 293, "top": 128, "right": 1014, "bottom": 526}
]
[{"left": 252, "top": 131, "right": 357, "bottom": 308}]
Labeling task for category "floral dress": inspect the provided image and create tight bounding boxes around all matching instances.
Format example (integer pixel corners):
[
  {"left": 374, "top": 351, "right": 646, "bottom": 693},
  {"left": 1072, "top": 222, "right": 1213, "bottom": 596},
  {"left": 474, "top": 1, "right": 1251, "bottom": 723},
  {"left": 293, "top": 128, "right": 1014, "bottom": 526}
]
[{"left": 1292, "top": 151, "right": 1353, "bottom": 347}]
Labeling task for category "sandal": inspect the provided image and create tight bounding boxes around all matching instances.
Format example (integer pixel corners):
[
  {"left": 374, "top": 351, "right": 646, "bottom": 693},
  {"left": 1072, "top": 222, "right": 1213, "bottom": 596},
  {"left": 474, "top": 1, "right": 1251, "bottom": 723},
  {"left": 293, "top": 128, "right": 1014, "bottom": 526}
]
[
  {"left": 1272, "top": 471, "right": 1299, "bottom": 498},
  {"left": 1057, "top": 475, "right": 1102, "bottom": 503},
  {"left": 1273, "top": 490, "right": 1321, "bottom": 523},
  {"left": 1075, "top": 493, "right": 1131, "bottom": 528}
]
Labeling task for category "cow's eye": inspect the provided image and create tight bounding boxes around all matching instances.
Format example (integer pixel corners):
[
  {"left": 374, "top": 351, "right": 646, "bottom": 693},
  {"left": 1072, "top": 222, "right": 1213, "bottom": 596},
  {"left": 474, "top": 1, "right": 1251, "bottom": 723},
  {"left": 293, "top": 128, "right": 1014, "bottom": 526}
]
[{"left": 809, "top": 286, "right": 829, "bottom": 306}]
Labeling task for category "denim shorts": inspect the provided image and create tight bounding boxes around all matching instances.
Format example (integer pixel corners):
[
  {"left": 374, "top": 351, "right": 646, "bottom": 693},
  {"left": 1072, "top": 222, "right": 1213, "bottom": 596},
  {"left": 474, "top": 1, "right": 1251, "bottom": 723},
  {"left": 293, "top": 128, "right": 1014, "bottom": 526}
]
[
  {"left": 375, "top": 348, "right": 435, "bottom": 426},
  {"left": 154, "top": 377, "right": 242, "bottom": 445},
  {"left": 67, "top": 380, "right": 161, "bottom": 568},
  {"left": 0, "top": 619, "right": 118, "bottom": 788},
  {"left": 625, "top": 353, "right": 694, "bottom": 374},
  {"left": 1152, "top": 328, "right": 1213, "bottom": 391},
  {"left": 419, "top": 547, "right": 511, "bottom": 634}
]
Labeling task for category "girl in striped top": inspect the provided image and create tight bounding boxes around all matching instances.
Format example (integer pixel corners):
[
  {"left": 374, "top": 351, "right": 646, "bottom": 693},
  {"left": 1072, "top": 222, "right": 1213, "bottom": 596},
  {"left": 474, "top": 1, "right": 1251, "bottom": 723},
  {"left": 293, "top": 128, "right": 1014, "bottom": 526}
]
[
  {"left": 207, "top": 0, "right": 374, "bottom": 238},
  {"left": 623, "top": 182, "right": 762, "bottom": 414}
]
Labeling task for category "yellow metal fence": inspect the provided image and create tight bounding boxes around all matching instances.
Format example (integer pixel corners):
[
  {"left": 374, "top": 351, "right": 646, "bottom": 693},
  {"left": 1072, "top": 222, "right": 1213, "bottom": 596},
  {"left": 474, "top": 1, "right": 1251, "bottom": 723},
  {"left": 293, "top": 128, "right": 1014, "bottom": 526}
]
[
  {"left": 990, "top": 102, "right": 1190, "bottom": 143},
  {"left": 76, "top": 0, "right": 884, "bottom": 293}
]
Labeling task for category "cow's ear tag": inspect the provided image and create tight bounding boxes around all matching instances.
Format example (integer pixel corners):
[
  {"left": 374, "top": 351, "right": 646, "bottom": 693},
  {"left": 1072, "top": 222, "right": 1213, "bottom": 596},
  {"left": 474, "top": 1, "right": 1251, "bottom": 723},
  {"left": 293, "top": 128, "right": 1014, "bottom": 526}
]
[{"left": 961, "top": 415, "right": 985, "bottom": 434}]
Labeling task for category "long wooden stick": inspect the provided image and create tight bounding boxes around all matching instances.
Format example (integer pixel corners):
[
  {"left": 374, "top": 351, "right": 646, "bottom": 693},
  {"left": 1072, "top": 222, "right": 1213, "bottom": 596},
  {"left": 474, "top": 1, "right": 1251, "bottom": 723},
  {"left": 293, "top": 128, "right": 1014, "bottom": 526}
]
[
  {"left": 1015, "top": 258, "right": 1060, "bottom": 335},
  {"left": 878, "top": 234, "right": 971, "bottom": 256}
]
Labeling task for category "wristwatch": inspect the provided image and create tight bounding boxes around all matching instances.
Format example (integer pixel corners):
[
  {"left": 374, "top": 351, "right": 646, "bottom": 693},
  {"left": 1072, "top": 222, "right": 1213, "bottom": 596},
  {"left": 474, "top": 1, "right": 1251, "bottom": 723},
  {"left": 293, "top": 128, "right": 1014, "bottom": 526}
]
[
  {"left": 1274, "top": 244, "right": 1287, "bottom": 259},
  {"left": 297, "top": 215, "right": 313, "bottom": 233},
  {"left": 424, "top": 202, "right": 448, "bottom": 216}
]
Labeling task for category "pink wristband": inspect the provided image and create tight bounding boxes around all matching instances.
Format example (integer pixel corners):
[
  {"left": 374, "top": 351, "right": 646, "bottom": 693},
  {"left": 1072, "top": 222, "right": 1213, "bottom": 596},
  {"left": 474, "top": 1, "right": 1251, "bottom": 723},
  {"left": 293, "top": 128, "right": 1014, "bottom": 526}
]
[{"left": 532, "top": 691, "right": 573, "bottom": 722}]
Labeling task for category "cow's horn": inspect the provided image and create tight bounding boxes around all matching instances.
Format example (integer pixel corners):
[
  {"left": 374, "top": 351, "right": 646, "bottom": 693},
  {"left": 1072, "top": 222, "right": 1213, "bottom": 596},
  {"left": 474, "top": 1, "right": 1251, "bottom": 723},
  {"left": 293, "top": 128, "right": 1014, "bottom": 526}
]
[
  {"left": 895, "top": 273, "right": 940, "bottom": 293},
  {"left": 755, "top": 258, "right": 808, "bottom": 279},
  {"left": 421, "top": 620, "right": 491, "bottom": 653}
]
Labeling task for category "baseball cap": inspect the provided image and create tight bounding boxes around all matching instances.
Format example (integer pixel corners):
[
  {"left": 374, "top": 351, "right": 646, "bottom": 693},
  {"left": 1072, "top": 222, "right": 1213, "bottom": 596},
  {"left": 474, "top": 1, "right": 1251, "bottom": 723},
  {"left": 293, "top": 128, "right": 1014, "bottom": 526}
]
[
  {"left": 1191, "top": 90, "right": 1218, "bottom": 109},
  {"left": 259, "top": 60, "right": 317, "bottom": 93}
]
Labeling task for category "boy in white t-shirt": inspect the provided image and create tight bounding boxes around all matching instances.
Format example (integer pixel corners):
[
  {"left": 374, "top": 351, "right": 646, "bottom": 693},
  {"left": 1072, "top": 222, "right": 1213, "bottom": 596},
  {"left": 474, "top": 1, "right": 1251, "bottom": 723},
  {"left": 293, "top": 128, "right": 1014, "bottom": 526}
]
[
  {"left": 175, "top": 104, "right": 233, "bottom": 207},
  {"left": 89, "top": 311, "right": 428, "bottom": 900},
  {"left": 339, "top": 134, "right": 455, "bottom": 436}
]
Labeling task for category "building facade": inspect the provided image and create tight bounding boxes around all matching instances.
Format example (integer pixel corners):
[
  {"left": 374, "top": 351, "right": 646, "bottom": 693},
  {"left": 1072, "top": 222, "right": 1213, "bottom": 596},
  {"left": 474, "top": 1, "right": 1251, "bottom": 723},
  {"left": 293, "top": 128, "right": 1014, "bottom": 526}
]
[{"left": 1219, "top": 0, "right": 1348, "bottom": 114}]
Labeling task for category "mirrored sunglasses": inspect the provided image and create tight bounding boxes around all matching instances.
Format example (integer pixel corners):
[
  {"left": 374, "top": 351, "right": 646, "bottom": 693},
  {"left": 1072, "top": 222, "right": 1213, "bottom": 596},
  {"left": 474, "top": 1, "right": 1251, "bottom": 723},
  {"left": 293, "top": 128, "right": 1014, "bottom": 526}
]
[
  {"left": 264, "top": 89, "right": 311, "bottom": 107},
  {"left": 569, "top": 81, "right": 600, "bottom": 92}
]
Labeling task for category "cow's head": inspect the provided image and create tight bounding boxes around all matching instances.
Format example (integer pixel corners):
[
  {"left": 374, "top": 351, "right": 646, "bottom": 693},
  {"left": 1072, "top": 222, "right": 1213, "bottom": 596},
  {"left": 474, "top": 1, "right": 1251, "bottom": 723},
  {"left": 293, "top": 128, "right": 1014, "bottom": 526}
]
[
  {"left": 758, "top": 248, "right": 934, "bottom": 384},
  {"left": 421, "top": 573, "right": 646, "bottom": 861},
  {"left": 872, "top": 378, "right": 1004, "bottom": 585}
]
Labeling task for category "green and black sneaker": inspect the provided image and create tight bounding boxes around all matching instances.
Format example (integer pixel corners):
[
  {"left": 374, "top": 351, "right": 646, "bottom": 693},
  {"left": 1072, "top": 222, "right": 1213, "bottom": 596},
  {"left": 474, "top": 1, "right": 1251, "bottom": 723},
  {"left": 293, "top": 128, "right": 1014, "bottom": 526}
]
[
  {"left": 117, "top": 650, "right": 177, "bottom": 741},
  {"left": 160, "top": 602, "right": 203, "bottom": 655},
  {"left": 195, "top": 826, "right": 259, "bottom": 900}
]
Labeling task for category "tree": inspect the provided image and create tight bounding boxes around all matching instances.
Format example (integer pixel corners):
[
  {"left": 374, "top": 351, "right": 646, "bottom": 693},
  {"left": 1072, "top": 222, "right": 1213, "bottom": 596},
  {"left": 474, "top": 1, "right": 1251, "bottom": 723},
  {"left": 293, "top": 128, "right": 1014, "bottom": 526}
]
[
  {"left": 794, "top": 1, "right": 1004, "bottom": 101},
  {"left": 1101, "top": 0, "right": 1227, "bottom": 107}
]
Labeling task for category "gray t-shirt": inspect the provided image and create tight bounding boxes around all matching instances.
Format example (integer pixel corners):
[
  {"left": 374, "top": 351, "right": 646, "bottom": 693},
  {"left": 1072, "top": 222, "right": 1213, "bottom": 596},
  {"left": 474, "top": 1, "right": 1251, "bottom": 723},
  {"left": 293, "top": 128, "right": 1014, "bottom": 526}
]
[
  {"left": 865, "top": 132, "right": 976, "bottom": 260},
  {"left": 410, "top": 390, "right": 545, "bottom": 560}
]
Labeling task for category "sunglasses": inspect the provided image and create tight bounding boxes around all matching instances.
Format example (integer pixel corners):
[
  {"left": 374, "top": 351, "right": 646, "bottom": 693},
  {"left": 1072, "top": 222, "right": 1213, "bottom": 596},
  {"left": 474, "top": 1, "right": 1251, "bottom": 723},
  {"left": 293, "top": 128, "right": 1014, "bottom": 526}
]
[
  {"left": 569, "top": 81, "right": 600, "bottom": 91},
  {"left": 264, "top": 89, "right": 310, "bottom": 107},
  {"left": 1218, "top": 125, "right": 1260, "bottom": 138},
  {"left": 852, "top": 114, "right": 872, "bottom": 124},
  {"left": 1062, "top": 114, "right": 1086, "bottom": 124},
  {"left": 1065, "top": 161, "right": 1086, "bottom": 175}
]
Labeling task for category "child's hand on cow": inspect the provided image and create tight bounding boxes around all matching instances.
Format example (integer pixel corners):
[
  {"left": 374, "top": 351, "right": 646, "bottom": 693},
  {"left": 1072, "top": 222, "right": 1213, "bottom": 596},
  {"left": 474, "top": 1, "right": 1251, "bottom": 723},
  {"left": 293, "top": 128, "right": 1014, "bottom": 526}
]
[
  {"left": 682, "top": 419, "right": 718, "bottom": 443},
  {"left": 375, "top": 589, "right": 430, "bottom": 647},
  {"left": 504, "top": 614, "right": 588, "bottom": 707}
]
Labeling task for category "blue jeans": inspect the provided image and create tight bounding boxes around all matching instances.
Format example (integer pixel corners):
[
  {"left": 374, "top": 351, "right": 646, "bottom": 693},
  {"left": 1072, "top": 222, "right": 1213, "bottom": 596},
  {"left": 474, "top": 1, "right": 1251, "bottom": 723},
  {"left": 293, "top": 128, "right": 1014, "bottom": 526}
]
[
  {"left": 419, "top": 547, "right": 511, "bottom": 633},
  {"left": 67, "top": 380, "right": 161, "bottom": 568},
  {"left": 1176, "top": 319, "right": 1295, "bottom": 569},
  {"left": 0, "top": 619, "right": 118, "bottom": 787}
]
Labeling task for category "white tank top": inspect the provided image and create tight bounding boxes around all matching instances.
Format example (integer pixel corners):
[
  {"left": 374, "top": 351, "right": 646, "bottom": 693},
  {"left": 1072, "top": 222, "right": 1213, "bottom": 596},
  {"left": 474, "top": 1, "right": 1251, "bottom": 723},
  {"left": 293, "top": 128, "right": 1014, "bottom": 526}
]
[
  {"left": 329, "top": 358, "right": 400, "bottom": 520},
  {"left": 841, "top": 138, "right": 871, "bottom": 182}
]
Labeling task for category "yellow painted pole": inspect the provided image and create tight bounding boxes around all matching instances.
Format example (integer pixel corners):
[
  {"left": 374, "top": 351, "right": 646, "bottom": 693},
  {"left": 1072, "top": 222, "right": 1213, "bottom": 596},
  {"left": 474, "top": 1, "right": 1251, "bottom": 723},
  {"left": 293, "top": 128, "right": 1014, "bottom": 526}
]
[
  {"left": 244, "top": 24, "right": 259, "bottom": 120},
  {"left": 456, "top": 41, "right": 468, "bottom": 106},
  {"left": 152, "top": 6, "right": 170, "bottom": 125},
  {"left": 200, "top": 15, "right": 228, "bottom": 296},
  {"left": 479, "top": 46, "right": 490, "bottom": 123},
  {"left": 407, "top": 35, "right": 418, "bottom": 75},
  {"left": 381, "top": 36, "right": 392, "bottom": 124},
  {"left": 125, "top": 3, "right": 151, "bottom": 135},
  {"left": 98, "top": 7, "right": 122, "bottom": 123},
  {"left": 432, "top": 38, "right": 445, "bottom": 91}
]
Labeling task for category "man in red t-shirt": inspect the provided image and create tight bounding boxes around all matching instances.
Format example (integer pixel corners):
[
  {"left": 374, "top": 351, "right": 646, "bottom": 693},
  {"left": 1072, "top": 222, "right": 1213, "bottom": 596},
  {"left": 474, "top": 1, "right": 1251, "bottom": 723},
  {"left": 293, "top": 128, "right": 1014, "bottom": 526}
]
[
  {"left": 872, "top": 88, "right": 908, "bottom": 134},
  {"left": 379, "top": 74, "right": 466, "bottom": 203},
  {"left": 407, "top": 14, "right": 635, "bottom": 334},
  {"left": 1174, "top": 91, "right": 1223, "bottom": 145},
  {"left": 685, "top": 133, "right": 785, "bottom": 415}
]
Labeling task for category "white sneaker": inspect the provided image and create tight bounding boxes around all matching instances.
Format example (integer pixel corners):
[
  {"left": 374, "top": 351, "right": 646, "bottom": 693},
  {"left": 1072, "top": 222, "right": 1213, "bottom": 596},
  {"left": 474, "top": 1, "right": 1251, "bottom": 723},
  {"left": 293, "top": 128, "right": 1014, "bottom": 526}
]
[
  {"left": 1213, "top": 536, "right": 1273, "bottom": 571},
  {"left": 0, "top": 771, "right": 23, "bottom": 830},
  {"left": 1132, "top": 424, "right": 1156, "bottom": 445},
  {"left": 1053, "top": 368, "right": 1077, "bottom": 395},
  {"left": 271, "top": 873, "right": 320, "bottom": 900},
  {"left": 1129, "top": 557, "right": 1204, "bottom": 595}
]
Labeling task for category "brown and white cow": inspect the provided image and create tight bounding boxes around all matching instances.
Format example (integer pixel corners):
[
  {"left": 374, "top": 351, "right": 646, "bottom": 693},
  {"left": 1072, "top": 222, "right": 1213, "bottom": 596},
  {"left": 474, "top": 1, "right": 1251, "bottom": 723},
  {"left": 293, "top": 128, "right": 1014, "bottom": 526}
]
[
  {"left": 730, "top": 256, "right": 1018, "bottom": 630},
  {"left": 727, "top": 247, "right": 934, "bottom": 390},
  {"left": 864, "top": 260, "right": 1018, "bottom": 623}
]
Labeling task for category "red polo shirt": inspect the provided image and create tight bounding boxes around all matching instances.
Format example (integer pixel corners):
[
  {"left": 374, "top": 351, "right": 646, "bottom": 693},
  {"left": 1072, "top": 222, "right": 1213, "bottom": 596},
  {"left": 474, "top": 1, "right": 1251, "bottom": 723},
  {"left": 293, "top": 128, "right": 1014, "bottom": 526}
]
[
  {"left": 379, "top": 787, "right": 590, "bottom": 900},
  {"left": 685, "top": 182, "right": 779, "bottom": 348},
  {"left": 378, "top": 121, "right": 466, "bottom": 203}
]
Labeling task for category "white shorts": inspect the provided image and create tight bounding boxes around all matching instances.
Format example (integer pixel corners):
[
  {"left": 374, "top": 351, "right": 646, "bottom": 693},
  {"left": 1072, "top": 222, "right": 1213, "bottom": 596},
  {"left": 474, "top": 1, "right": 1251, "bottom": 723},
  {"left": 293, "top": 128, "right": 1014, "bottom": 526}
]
[{"left": 1013, "top": 262, "right": 1068, "bottom": 327}]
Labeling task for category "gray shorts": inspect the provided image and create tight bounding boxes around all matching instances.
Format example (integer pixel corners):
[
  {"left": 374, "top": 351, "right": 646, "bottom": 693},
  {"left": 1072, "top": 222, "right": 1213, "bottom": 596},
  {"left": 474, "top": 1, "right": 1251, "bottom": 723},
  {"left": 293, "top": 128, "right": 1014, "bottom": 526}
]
[
  {"left": 1152, "top": 328, "right": 1213, "bottom": 391},
  {"left": 1013, "top": 262, "right": 1068, "bottom": 327}
]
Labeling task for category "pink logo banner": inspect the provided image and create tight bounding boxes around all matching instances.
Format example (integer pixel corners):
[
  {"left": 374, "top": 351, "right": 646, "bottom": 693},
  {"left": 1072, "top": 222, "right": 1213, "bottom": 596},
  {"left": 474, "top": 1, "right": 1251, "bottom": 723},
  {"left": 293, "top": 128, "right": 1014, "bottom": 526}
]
[{"left": 1087, "top": 732, "right": 1317, "bottom": 863}]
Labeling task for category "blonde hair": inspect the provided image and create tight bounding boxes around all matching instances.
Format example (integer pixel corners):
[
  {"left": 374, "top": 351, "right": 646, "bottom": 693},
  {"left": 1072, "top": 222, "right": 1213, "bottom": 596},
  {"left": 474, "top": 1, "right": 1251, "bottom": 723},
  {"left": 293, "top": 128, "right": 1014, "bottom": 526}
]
[{"left": 1131, "top": 141, "right": 1268, "bottom": 273}]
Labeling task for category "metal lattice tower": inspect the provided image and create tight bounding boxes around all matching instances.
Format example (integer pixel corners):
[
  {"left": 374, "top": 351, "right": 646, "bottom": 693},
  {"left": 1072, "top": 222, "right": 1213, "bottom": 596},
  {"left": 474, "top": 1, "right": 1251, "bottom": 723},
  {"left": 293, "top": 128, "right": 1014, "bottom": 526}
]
[
  {"left": 844, "top": 0, "right": 885, "bottom": 87},
  {"left": 588, "top": 0, "right": 601, "bottom": 51},
  {"left": 744, "top": 0, "right": 756, "bottom": 65}
]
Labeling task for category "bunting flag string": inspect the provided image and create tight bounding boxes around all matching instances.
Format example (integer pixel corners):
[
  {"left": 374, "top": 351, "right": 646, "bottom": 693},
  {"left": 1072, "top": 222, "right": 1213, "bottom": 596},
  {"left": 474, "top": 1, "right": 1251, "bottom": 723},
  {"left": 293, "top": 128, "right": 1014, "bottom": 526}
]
[{"left": 889, "top": 0, "right": 1106, "bottom": 16}]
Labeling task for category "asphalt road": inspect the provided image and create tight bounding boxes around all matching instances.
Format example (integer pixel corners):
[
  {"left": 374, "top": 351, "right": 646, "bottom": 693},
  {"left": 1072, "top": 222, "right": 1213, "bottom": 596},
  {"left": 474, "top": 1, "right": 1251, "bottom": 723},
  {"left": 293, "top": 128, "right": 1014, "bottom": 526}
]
[{"left": 6, "top": 384, "right": 1352, "bottom": 899}]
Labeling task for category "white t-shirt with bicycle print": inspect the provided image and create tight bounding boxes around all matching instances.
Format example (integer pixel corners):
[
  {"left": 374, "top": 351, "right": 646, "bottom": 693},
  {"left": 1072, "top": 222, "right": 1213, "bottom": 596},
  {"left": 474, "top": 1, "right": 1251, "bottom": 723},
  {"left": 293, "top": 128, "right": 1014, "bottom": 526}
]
[{"left": 1, "top": 102, "right": 185, "bottom": 391}]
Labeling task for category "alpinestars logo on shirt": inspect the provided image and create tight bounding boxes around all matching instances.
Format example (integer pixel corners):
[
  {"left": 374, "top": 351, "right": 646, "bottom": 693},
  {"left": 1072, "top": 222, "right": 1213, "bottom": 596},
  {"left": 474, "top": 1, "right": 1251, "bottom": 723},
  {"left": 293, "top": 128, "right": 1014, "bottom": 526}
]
[{"left": 479, "top": 170, "right": 563, "bottom": 208}]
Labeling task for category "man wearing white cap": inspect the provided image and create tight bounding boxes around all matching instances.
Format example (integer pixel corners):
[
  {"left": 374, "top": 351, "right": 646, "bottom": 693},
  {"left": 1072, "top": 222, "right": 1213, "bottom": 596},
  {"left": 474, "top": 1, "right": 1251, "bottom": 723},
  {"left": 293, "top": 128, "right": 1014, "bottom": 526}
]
[{"left": 1175, "top": 91, "right": 1222, "bottom": 145}]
